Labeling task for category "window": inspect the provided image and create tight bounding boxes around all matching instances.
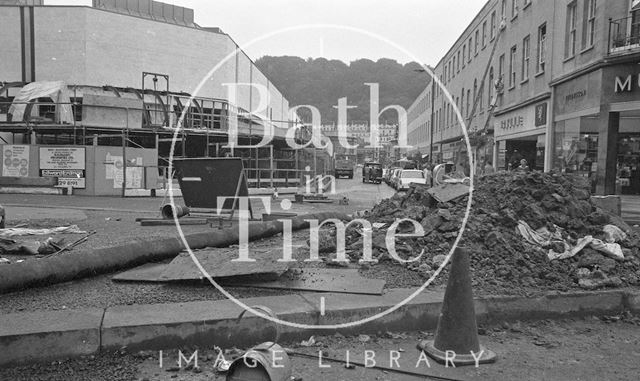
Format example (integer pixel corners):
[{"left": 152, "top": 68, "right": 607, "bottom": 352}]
[
  {"left": 482, "top": 21, "right": 487, "bottom": 47},
  {"left": 479, "top": 80, "right": 484, "bottom": 111},
  {"left": 511, "top": 0, "right": 518, "bottom": 18},
  {"left": 501, "top": 0, "right": 507, "bottom": 19},
  {"left": 509, "top": 45, "right": 517, "bottom": 88},
  {"left": 468, "top": 37, "right": 473, "bottom": 62},
  {"left": 457, "top": 51, "right": 461, "bottom": 72},
  {"left": 498, "top": 54, "right": 505, "bottom": 82},
  {"left": 488, "top": 67, "right": 494, "bottom": 108},
  {"left": 566, "top": 1, "right": 577, "bottom": 58},
  {"left": 537, "top": 23, "right": 547, "bottom": 73},
  {"left": 524, "top": 0, "right": 531, "bottom": 7},
  {"left": 522, "top": 35, "right": 530, "bottom": 81},
  {"left": 491, "top": 11, "right": 497, "bottom": 39},
  {"left": 583, "top": 0, "right": 596, "bottom": 48},
  {"left": 460, "top": 89, "right": 465, "bottom": 117},
  {"left": 444, "top": 66, "right": 447, "bottom": 84},
  {"left": 466, "top": 89, "right": 471, "bottom": 118},
  {"left": 462, "top": 44, "right": 466, "bottom": 66},
  {"left": 453, "top": 56, "right": 456, "bottom": 76},
  {"left": 475, "top": 30, "right": 480, "bottom": 54},
  {"left": 473, "top": 79, "right": 478, "bottom": 112}
]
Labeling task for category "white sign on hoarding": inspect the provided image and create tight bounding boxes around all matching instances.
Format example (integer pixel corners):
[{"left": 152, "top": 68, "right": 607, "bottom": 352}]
[
  {"left": 2, "top": 145, "right": 30, "bottom": 177},
  {"left": 39, "top": 147, "right": 86, "bottom": 188}
]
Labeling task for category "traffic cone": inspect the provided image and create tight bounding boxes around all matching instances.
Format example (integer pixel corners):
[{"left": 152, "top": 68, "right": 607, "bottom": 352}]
[{"left": 418, "top": 247, "right": 496, "bottom": 366}]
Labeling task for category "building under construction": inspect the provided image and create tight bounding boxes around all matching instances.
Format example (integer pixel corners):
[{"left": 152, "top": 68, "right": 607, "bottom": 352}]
[{"left": 0, "top": 0, "right": 326, "bottom": 196}]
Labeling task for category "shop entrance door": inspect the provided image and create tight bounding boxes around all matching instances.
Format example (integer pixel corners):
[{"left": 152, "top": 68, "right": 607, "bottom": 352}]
[{"left": 505, "top": 137, "right": 538, "bottom": 170}]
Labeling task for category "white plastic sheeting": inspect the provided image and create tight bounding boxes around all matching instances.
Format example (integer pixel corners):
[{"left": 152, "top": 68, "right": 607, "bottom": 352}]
[{"left": 8, "top": 81, "right": 73, "bottom": 124}]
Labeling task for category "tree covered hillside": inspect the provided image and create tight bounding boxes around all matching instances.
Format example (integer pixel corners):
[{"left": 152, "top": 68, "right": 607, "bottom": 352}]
[{"left": 255, "top": 56, "right": 430, "bottom": 124}]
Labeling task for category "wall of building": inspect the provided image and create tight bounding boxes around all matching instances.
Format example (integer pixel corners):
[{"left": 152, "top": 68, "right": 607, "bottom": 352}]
[
  {"left": 0, "top": 5, "right": 291, "bottom": 127},
  {"left": 0, "top": 7, "right": 23, "bottom": 82}
]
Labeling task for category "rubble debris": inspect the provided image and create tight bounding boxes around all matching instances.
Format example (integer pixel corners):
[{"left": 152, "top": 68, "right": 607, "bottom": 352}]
[
  {"left": 0, "top": 236, "right": 63, "bottom": 255},
  {"left": 340, "top": 171, "right": 640, "bottom": 293}
]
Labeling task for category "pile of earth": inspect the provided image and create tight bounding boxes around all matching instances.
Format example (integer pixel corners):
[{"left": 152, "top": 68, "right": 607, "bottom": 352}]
[{"left": 327, "top": 171, "right": 640, "bottom": 294}]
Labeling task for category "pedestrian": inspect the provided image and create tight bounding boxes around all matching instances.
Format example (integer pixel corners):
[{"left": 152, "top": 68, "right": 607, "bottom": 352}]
[
  {"left": 516, "top": 159, "right": 530, "bottom": 172},
  {"left": 483, "top": 159, "right": 495, "bottom": 175}
]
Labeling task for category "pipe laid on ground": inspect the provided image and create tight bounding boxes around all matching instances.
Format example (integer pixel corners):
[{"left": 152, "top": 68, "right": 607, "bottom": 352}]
[{"left": 0, "top": 211, "right": 350, "bottom": 294}]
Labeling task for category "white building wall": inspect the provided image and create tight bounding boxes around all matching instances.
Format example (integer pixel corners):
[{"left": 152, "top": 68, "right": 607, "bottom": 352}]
[
  {"left": 0, "top": 7, "right": 23, "bottom": 81},
  {"left": 0, "top": 5, "right": 291, "bottom": 124}
]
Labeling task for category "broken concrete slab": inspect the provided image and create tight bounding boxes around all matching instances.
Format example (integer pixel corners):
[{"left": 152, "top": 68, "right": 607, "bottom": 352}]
[
  {"left": 426, "top": 182, "right": 470, "bottom": 203},
  {"left": 159, "top": 248, "right": 289, "bottom": 281},
  {"left": 112, "top": 262, "right": 169, "bottom": 282},
  {"left": 231, "top": 268, "right": 386, "bottom": 295}
]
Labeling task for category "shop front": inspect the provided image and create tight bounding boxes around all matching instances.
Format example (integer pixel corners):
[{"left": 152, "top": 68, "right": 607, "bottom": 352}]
[
  {"left": 553, "top": 62, "right": 640, "bottom": 195},
  {"left": 493, "top": 100, "right": 549, "bottom": 171}
]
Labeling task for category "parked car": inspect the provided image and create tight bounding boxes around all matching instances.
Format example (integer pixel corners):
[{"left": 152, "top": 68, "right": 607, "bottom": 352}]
[
  {"left": 384, "top": 167, "right": 397, "bottom": 185},
  {"left": 394, "top": 169, "right": 427, "bottom": 190}
]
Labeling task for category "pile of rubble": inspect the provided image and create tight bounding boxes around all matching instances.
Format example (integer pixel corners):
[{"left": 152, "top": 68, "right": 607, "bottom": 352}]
[{"left": 342, "top": 171, "right": 640, "bottom": 294}]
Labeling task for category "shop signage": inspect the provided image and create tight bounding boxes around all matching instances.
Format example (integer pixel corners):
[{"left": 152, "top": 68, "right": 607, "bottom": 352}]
[
  {"left": 614, "top": 74, "right": 640, "bottom": 93},
  {"left": 499, "top": 116, "right": 524, "bottom": 130},
  {"left": 494, "top": 102, "right": 548, "bottom": 138},
  {"left": 535, "top": 103, "right": 547, "bottom": 127},
  {"left": 565, "top": 89, "right": 587, "bottom": 102},
  {"left": 39, "top": 147, "right": 86, "bottom": 188}
]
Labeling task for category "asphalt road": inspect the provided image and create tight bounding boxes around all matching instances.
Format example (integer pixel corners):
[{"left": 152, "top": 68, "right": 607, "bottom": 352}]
[{"left": 0, "top": 173, "right": 399, "bottom": 314}]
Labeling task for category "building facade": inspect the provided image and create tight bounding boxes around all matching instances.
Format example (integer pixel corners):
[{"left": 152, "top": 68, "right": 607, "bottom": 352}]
[
  {"left": 408, "top": 0, "right": 640, "bottom": 195},
  {"left": 0, "top": 0, "right": 291, "bottom": 128}
]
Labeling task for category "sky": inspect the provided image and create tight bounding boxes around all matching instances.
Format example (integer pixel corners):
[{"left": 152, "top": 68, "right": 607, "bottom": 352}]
[{"left": 46, "top": 0, "right": 488, "bottom": 66}]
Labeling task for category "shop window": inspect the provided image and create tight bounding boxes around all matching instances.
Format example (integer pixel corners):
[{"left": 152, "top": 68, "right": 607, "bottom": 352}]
[{"left": 554, "top": 120, "right": 599, "bottom": 193}]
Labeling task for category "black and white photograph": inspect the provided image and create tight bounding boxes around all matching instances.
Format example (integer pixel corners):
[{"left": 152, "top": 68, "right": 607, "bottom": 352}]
[{"left": 1, "top": 0, "right": 640, "bottom": 379}]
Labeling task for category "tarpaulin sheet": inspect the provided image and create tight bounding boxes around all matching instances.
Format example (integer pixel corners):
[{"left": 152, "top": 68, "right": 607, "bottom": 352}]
[{"left": 8, "top": 81, "right": 73, "bottom": 124}]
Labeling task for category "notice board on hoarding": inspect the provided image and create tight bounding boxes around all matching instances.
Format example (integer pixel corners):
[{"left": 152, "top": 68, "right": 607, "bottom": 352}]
[
  {"left": 173, "top": 157, "right": 249, "bottom": 211},
  {"left": 39, "top": 147, "right": 86, "bottom": 188},
  {"left": 2, "top": 145, "right": 29, "bottom": 177}
]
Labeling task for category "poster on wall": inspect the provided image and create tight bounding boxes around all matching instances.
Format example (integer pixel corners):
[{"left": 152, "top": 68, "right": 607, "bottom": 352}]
[
  {"left": 107, "top": 153, "right": 143, "bottom": 189},
  {"left": 39, "top": 147, "right": 86, "bottom": 188},
  {"left": 2, "top": 145, "right": 30, "bottom": 177}
]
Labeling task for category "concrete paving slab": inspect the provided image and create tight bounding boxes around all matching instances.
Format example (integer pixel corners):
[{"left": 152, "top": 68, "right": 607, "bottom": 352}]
[{"left": 0, "top": 308, "right": 103, "bottom": 366}]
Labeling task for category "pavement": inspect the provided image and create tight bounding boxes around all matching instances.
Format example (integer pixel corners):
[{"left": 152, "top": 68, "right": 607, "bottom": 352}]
[{"left": 1, "top": 287, "right": 639, "bottom": 367}]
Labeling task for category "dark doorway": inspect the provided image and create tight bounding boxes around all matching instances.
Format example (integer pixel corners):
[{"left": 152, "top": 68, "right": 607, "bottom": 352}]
[{"left": 505, "top": 139, "right": 538, "bottom": 170}]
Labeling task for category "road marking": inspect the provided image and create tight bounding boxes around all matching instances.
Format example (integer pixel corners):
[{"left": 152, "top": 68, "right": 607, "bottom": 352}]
[
  {"left": 181, "top": 177, "right": 201, "bottom": 182},
  {"left": 320, "top": 296, "right": 326, "bottom": 316}
]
